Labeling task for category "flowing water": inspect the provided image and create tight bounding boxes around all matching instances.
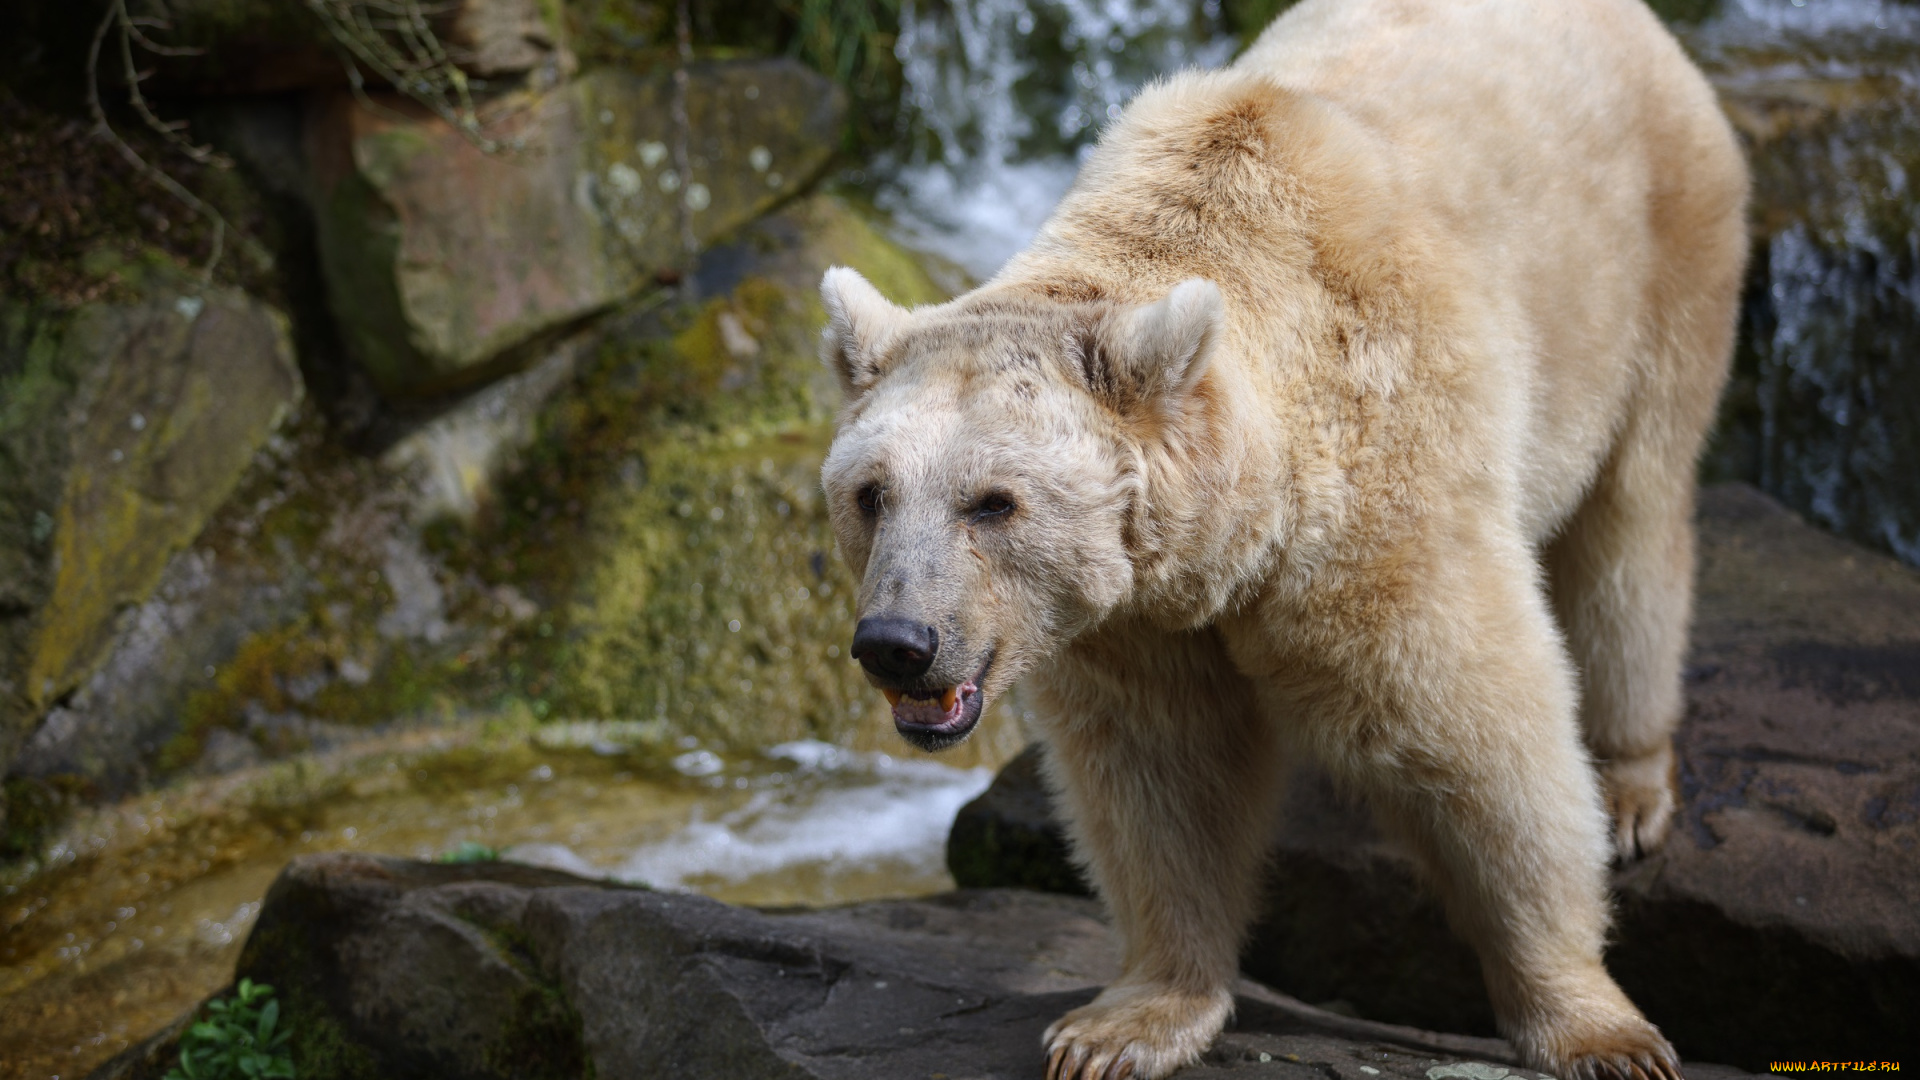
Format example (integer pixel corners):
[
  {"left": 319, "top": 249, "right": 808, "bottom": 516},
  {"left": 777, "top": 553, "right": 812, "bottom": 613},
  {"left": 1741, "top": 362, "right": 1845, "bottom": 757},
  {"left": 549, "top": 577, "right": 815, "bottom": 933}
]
[
  {"left": 0, "top": 731, "right": 992, "bottom": 1079},
  {"left": 1685, "top": 0, "right": 1920, "bottom": 565},
  {"left": 879, "top": 0, "right": 1236, "bottom": 278}
]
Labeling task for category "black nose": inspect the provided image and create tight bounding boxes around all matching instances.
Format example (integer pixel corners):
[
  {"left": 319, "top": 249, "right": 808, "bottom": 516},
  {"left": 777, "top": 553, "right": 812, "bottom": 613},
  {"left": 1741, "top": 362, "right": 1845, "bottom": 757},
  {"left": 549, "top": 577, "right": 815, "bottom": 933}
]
[{"left": 851, "top": 618, "right": 938, "bottom": 682}]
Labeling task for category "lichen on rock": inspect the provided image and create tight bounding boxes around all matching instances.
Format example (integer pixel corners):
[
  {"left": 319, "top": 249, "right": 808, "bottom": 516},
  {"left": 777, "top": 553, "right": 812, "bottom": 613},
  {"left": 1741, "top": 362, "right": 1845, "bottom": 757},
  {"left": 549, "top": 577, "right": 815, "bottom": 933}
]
[
  {"left": 0, "top": 253, "right": 302, "bottom": 784},
  {"left": 310, "top": 60, "right": 846, "bottom": 396}
]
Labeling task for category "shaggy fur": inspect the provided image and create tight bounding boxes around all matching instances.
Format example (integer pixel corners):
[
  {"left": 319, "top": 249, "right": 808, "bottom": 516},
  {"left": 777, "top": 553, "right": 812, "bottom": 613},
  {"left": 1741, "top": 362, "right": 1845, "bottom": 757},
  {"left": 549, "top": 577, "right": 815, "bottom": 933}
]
[{"left": 819, "top": 1, "right": 1747, "bottom": 1077}]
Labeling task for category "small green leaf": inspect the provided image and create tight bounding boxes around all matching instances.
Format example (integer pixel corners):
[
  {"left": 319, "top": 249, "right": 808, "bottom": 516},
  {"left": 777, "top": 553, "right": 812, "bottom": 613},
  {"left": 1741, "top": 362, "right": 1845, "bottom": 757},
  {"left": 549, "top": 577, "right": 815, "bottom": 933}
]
[
  {"left": 169, "top": 981, "right": 295, "bottom": 1080},
  {"left": 257, "top": 999, "right": 279, "bottom": 1042}
]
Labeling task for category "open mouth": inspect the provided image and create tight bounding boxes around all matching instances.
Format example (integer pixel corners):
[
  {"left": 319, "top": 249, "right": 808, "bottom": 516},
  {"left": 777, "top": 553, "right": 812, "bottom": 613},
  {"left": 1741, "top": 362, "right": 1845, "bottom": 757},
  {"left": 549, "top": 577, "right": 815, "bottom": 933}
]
[{"left": 882, "top": 653, "right": 993, "bottom": 750}]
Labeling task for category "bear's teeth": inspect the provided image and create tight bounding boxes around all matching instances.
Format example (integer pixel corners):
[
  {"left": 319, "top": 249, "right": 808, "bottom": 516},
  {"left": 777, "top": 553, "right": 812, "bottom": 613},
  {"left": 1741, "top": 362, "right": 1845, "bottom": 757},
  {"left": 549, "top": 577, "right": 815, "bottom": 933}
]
[
  {"left": 940, "top": 687, "right": 958, "bottom": 712},
  {"left": 882, "top": 689, "right": 902, "bottom": 706}
]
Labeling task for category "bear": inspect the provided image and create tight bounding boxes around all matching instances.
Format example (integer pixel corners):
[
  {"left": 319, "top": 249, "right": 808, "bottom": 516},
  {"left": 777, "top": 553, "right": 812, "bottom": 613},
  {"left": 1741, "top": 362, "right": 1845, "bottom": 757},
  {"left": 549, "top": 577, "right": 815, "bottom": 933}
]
[{"left": 817, "top": 1, "right": 1747, "bottom": 1078}]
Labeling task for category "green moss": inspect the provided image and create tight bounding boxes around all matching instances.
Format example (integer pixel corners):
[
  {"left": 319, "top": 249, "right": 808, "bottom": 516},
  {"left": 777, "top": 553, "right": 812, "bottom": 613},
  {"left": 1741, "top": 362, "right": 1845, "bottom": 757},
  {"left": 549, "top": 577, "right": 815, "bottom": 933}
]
[
  {"left": 157, "top": 599, "right": 466, "bottom": 775},
  {"left": 424, "top": 195, "right": 947, "bottom": 750},
  {"left": 283, "top": 1002, "right": 384, "bottom": 1080},
  {"left": 1, "top": 774, "right": 87, "bottom": 860},
  {"left": 486, "top": 983, "right": 595, "bottom": 1080},
  {"left": 160, "top": 623, "right": 310, "bottom": 771},
  {"left": 565, "top": 0, "right": 902, "bottom": 152},
  {"left": 525, "top": 198, "right": 950, "bottom": 749},
  {"left": 557, "top": 424, "right": 874, "bottom": 748},
  {"left": 482, "top": 926, "right": 597, "bottom": 1080}
]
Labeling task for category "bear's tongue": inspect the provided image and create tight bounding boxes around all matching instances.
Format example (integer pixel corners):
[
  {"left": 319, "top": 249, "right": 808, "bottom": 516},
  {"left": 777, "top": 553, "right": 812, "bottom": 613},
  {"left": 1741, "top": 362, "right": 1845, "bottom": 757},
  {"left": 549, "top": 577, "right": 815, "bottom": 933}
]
[{"left": 883, "top": 685, "right": 962, "bottom": 726}]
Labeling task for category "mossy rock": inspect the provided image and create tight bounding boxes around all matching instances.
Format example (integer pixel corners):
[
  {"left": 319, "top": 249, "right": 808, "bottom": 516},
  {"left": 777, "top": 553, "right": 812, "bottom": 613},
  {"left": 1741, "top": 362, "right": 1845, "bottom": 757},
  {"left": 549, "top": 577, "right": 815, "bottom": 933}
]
[
  {"left": 311, "top": 60, "right": 845, "bottom": 397},
  {"left": 541, "top": 193, "right": 986, "bottom": 753},
  {"left": 0, "top": 255, "right": 302, "bottom": 782}
]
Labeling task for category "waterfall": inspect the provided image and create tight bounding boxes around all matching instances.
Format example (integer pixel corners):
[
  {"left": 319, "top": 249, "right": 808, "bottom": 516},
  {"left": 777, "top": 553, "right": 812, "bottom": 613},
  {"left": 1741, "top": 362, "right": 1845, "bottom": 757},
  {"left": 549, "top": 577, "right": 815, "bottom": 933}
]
[
  {"left": 1688, "top": 0, "right": 1920, "bottom": 564},
  {"left": 878, "top": 0, "right": 1235, "bottom": 279}
]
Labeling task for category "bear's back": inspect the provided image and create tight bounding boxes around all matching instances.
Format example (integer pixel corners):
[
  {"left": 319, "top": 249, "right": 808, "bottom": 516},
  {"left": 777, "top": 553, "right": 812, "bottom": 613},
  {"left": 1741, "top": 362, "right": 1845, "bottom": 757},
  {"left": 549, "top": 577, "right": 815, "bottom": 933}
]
[{"left": 1235, "top": 0, "right": 1747, "bottom": 538}]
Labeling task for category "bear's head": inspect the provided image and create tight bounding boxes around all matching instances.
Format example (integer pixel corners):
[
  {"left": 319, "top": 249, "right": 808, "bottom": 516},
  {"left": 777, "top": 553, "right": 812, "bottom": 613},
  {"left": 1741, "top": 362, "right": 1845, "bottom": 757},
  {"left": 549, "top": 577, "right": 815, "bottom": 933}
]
[{"left": 819, "top": 266, "right": 1223, "bottom": 750}]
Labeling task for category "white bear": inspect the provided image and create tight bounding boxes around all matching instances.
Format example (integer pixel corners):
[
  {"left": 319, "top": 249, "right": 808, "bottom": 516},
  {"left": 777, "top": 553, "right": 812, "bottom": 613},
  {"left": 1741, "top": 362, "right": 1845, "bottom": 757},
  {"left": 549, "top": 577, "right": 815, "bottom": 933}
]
[{"left": 819, "top": 1, "right": 1747, "bottom": 1077}]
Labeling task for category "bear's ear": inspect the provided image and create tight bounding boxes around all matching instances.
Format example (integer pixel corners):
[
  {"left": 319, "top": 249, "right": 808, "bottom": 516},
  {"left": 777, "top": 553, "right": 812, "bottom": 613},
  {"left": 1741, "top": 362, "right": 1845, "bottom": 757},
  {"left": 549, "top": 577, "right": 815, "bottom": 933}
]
[
  {"left": 1075, "top": 278, "right": 1223, "bottom": 410},
  {"left": 821, "top": 266, "right": 910, "bottom": 398}
]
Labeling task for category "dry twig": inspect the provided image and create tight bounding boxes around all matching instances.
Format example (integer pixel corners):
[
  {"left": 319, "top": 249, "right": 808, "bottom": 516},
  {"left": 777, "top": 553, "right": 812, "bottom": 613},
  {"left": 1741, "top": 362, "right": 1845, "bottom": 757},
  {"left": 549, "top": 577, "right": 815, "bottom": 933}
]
[
  {"left": 302, "top": 0, "right": 502, "bottom": 152},
  {"left": 85, "top": 0, "right": 270, "bottom": 281}
]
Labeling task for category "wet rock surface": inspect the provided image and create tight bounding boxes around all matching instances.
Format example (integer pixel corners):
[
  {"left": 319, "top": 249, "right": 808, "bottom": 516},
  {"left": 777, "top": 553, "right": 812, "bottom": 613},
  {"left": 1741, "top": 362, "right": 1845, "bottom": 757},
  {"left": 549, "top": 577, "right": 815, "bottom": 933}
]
[
  {"left": 950, "top": 484, "right": 1920, "bottom": 1070},
  {"left": 92, "top": 853, "right": 1762, "bottom": 1080},
  {"left": 309, "top": 60, "right": 844, "bottom": 395},
  {"left": 1687, "top": 10, "right": 1920, "bottom": 565}
]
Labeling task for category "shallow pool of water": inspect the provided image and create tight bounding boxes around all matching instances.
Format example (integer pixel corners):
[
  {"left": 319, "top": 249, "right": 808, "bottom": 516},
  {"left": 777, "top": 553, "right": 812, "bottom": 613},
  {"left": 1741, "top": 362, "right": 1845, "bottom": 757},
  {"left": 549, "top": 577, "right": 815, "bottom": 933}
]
[{"left": 0, "top": 733, "right": 992, "bottom": 1080}]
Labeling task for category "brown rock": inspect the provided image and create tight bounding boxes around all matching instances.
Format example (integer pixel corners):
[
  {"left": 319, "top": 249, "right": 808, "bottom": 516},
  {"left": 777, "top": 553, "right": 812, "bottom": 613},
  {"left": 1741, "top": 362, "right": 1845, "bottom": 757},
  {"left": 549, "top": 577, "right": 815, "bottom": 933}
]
[{"left": 307, "top": 60, "right": 844, "bottom": 396}]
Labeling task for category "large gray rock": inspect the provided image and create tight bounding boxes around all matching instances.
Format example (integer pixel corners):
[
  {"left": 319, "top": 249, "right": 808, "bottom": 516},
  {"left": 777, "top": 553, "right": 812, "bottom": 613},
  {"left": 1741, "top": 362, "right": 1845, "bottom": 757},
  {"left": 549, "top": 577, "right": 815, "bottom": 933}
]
[
  {"left": 91, "top": 853, "right": 1758, "bottom": 1080},
  {"left": 0, "top": 262, "right": 302, "bottom": 789},
  {"left": 949, "top": 484, "right": 1920, "bottom": 1070},
  {"left": 1687, "top": 16, "right": 1920, "bottom": 565},
  {"left": 308, "top": 60, "right": 844, "bottom": 396}
]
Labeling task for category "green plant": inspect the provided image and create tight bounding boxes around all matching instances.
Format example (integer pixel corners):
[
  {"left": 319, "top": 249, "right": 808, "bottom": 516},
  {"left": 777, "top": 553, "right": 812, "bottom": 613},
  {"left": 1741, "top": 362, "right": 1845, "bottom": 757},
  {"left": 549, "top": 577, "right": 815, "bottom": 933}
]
[
  {"left": 438, "top": 840, "right": 501, "bottom": 863},
  {"left": 166, "top": 978, "right": 296, "bottom": 1080}
]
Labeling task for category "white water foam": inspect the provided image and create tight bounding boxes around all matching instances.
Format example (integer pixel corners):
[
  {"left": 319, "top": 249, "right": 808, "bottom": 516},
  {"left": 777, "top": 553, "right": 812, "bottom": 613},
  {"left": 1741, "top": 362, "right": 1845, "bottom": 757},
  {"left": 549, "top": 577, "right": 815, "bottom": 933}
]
[
  {"left": 879, "top": 0, "right": 1236, "bottom": 279},
  {"left": 1719, "top": 0, "right": 1920, "bottom": 36},
  {"left": 505, "top": 741, "right": 993, "bottom": 898},
  {"left": 879, "top": 157, "right": 1084, "bottom": 281}
]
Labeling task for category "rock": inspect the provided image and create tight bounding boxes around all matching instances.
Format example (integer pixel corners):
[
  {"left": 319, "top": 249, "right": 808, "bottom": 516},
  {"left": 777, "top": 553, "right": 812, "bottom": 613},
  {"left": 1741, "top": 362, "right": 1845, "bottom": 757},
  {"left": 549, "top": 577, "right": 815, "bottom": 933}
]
[
  {"left": 124, "top": 852, "right": 1753, "bottom": 1080},
  {"left": 949, "top": 484, "right": 1920, "bottom": 1069},
  {"left": 308, "top": 60, "right": 844, "bottom": 396},
  {"left": 1, "top": 191, "right": 993, "bottom": 833},
  {"left": 545, "top": 193, "right": 1023, "bottom": 764},
  {"left": 945, "top": 737, "right": 1090, "bottom": 896},
  {"left": 1687, "top": 17, "right": 1920, "bottom": 565},
  {"left": 378, "top": 340, "right": 585, "bottom": 523},
  {"left": 0, "top": 259, "right": 302, "bottom": 785}
]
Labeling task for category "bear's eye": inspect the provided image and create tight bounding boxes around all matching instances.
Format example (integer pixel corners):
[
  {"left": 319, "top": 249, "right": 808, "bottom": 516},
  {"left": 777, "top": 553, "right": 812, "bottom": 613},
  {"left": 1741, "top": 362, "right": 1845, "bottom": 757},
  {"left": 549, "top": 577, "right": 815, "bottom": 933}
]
[
  {"left": 856, "top": 484, "right": 882, "bottom": 514},
  {"left": 971, "top": 492, "right": 1016, "bottom": 521}
]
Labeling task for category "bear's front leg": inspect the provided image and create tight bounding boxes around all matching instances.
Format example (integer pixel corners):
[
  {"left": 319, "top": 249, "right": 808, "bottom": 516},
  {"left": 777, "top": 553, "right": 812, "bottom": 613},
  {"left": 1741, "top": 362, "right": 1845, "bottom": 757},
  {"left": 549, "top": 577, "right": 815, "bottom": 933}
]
[{"left": 1031, "top": 625, "right": 1281, "bottom": 1080}]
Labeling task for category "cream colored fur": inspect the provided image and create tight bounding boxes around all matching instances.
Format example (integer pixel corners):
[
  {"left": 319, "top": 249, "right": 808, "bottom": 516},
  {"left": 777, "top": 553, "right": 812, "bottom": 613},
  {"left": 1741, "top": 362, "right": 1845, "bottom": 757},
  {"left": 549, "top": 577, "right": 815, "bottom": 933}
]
[{"left": 819, "top": 1, "right": 1747, "bottom": 1078}]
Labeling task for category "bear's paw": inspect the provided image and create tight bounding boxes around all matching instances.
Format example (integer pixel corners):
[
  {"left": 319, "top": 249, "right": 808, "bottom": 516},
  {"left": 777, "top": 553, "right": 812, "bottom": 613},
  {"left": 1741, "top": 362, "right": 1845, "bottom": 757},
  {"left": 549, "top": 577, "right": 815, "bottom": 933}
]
[
  {"left": 1043, "top": 982, "right": 1232, "bottom": 1080},
  {"left": 1600, "top": 744, "right": 1678, "bottom": 862}
]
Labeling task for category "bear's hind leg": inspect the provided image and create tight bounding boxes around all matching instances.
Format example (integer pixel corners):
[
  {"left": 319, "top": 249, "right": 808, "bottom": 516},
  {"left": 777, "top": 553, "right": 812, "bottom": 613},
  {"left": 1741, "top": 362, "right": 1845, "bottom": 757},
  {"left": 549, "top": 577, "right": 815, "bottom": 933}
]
[
  {"left": 1547, "top": 414, "right": 1704, "bottom": 861},
  {"left": 1232, "top": 545, "right": 1680, "bottom": 1080},
  {"left": 1032, "top": 625, "right": 1280, "bottom": 1080}
]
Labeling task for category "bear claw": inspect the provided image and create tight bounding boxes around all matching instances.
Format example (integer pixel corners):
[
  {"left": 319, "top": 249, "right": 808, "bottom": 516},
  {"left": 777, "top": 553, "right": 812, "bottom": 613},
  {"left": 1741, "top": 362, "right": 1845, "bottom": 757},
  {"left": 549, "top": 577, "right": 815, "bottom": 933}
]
[
  {"left": 1549, "top": 1027, "right": 1684, "bottom": 1080},
  {"left": 1042, "top": 984, "right": 1229, "bottom": 1080},
  {"left": 1600, "top": 745, "right": 1678, "bottom": 862}
]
